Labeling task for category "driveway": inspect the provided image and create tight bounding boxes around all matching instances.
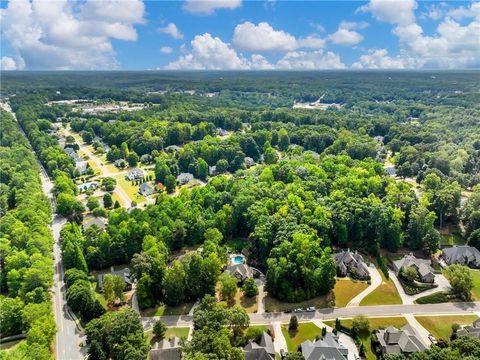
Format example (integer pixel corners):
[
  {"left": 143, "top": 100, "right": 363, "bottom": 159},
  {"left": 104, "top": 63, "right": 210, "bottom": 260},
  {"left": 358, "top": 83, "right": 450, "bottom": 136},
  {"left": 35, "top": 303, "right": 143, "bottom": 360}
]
[
  {"left": 389, "top": 270, "right": 451, "bottom": 305},
  {"left": 404, "top": 313, "right": 432, "bottom": 347},
  {"left": 312, "top": 320, "right": 359, "bottom": 360},
  {"left": 347, "top": 264, "right": 382, "bottom": 307},
  {"left": 272, "top": 322, "right": 288, "bottom": 354}
]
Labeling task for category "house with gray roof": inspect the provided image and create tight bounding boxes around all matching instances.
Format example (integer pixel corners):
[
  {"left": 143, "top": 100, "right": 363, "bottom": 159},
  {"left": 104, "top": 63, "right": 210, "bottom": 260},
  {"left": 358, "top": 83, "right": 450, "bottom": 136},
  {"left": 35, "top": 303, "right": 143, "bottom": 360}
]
[
  {"left": 244, "top": 157, "right": 256, "bottom": 167},
  {"left": 77, "top": 181, "right": 98, "bottom": 193},
  {"left": 126, "top": 167, "right": 144, "bottom": 181},
  {"left": 301, "top": 333, "right": 349, "bottom": 360},
  {"left": 83, "top": 216, "right": 107, "bottom": 231},
  {"left": 139, "top": 182, "right": 154, "bottom": 196},
  {"left": 97, "top": 267, "right": 132, "bottom": 292},
  {"left": 149, "top": 336, "right": 182, "bottom": 360},
  {"left": 442, "top": 246, "right": 480, "bottom": 268},
  {"left": 243, "top": 332, "right": 275, "bottom": 360},
  {"left": 225, "top": 263, "right": 252, "bottom": 283},
  {"left": 457, "top": 318, "right": 480, "bottom": 338},
  {"left": 392, "top": 254, "right": 435, "bottom": 283},
  {"left": 376, "top": 325, "right": 426, "bottom": 356},
  {"left": 177, "top": 172, "right": 194, "bottom": 185},
  {"left": 165, "top": 145, "right": 182, "bottom": 152},
  {"left": 334, "top": 250, "right": 370, "bottom": 280}
]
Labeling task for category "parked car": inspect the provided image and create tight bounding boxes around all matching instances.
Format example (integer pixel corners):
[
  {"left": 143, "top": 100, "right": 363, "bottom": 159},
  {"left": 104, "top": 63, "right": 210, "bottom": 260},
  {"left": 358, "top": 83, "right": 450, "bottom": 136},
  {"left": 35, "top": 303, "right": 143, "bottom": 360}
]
[
  {"left": 306, "top": 306, "right": 316, "bottom": 312},
  {"left": 293, "top": 308, "right": 303, "bottom": 313},
  {"left": 428, "top": 334, "right": 437, "bottom": 344}
]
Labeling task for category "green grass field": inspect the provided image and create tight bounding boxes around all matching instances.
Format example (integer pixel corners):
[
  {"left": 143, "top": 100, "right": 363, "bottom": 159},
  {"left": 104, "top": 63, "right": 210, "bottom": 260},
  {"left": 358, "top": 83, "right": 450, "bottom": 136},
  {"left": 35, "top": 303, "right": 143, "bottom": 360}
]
[
  {"left": 141, "top": 302, "right": 194, "bottom": 317},
  {"left": 360, "top": 270, "right": 402, "bottom": 306},
  {"left": 116, "top": 176, "right": 147, "bottom": 205},
  {"left": 145, "top": 326, "right": 190, "bottom": 345},
  {"left": 265, "top": 294, "right": 329, "bottom": 313},
  {"left": 333, "top": 278, "right": 369, "bottom": 308},
  {"left": 324, "top": 317, "right": 407, "bottom": 360},
  {"left": 470, "top": 269, "right": 480, "bottom": 300},
  {"left": 281, "top": 322, "right": 322, "bottom": 352},
  {"left": 415, "top": 315, "right": 478, "bottom": 340}
]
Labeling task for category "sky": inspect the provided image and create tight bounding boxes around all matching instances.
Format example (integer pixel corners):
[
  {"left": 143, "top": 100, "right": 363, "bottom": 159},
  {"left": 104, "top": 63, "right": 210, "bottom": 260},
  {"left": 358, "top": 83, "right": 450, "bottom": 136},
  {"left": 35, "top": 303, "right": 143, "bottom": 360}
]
[{"left": 1, "top": 0, "right": 479, "bottom": 71}]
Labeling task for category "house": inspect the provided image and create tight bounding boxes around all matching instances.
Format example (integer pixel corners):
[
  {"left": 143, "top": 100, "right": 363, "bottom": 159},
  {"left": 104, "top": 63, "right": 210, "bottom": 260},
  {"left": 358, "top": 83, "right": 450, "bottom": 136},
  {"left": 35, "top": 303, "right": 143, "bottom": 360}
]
[
  {"left": 225, "top": 263, "right": 252, "bottom": 283},
  {"left": 392, "top": 254, "right": 435, "bottom": 283},
  {"left": 126, "top": 168, "right": 144, "bottom": 181},
  {"left": 64, "top": 147, "right": 75, "bottom": 156},
  {"left": 140, "top": 154, "right": 153, "bottom": 164},
  {"left": 139, "top": 182, "right": 154, "bottom": 196},
  {"left": 149, "top": 336, "right": 182, "bottom": 360},
  {"left": 165, "top": 145, "right": 181, "bottom": 152},
  {"left": 75, "top": 160, "right": 87, "bottom": 175},
  {"left": 208, "top": 165, "right": 217, "bottom": 176},
  {"left": 457, "top": 319, "right": 480, "bottom": 338},
  {"left": 333, "top": 250, "right": 370, "bottom": 280},
  {"left": 83, "top": 216, "right": 107, "bottom": 231},
  {"left": 216, "top": 128, "right": 228, "bottom": 136},
  {"left": 114, "top": 159, "right": 127, "bottom": 168},
  {"left": 244, "top": 157, "right": 255, "bottom": 167},
  {"left": 77, "top": 182, "right": 98, "bottom": 193},
  {"left": 442, "top": 246, "right": 480, "bottom": 268},
  {"left": 301, "top": 333, "right": 349, "bottom": 360},
  {"left": 177, "top": 172, "right": 194, "bottom": 185},
  {"left": 376, "top": 325, "right": 426, "bottom": 356},
  {"left": 243, "top": 332, "right": 275, "bottom": 360},
  {"left": 97, "top": 267, "right": 132, "bottom": 292}
]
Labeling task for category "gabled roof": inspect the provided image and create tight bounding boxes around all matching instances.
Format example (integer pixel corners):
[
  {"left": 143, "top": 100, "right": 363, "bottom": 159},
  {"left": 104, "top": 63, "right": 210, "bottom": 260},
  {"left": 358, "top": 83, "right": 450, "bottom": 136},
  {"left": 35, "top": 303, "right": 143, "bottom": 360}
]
[
  {"left": 243, "top": 332, "right": 275, "bottom": 360},
  {"left": 443, "top": 246, "right": 480, "bottom": 265},
  {"left": 150, "top": 336, "right": 182, "bottom": 360},
  {"left": 334, "top": 250, "right": 369, "bottom": 276},
  {"left": 301, "top": 333, "right": 348, "bottom": 360},
  {"left": 83, "top": 216, "right": 107, "bottom": 230},
  {"left": 392, "top": 254, "right": 433, "bottom": 278},
  {"left": 376, "top": 325, "right": 426, "bottom": 355},
  {"left": 225, "top": 264, "right": 252, "bottom": 281}
]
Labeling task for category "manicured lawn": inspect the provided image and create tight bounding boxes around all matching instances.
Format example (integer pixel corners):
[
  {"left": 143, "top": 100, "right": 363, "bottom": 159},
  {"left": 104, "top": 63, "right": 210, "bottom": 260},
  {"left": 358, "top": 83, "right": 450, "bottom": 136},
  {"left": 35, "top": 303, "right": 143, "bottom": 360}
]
[
  {"left": 470, "top": 269, "right": 480, "bottom": 300},
  {"left": 360, "top": 270, "right": 401, "bottom": 306},
  {"left": 145, "top": 326, "right": 190, "bottom": 345},
  {"left": 116, "top": 176, "right": 147, "bottom": 205},
  {"left": 333, "top": 278, "right": 369, "bottom": 308},
  {"left": 281, "top": 322, "right": 322, "bottom": 352},
  {"left": 264, "top": 293, "right": 330, "bottom": 313},
  {"left": 439, "top": 225, "right": 466, "bottom": 246},
  {"left": 324, "top": 317, "right": 407, "bottom": 360},
  {"left": 111, "top": 192, "right": 124, "bottom": 207},
  {"left": 141, "top": 302, "right": 194, "bottom": 317},
  {"left": 415, "top": 315, "right": 478, "bottom": 341}
]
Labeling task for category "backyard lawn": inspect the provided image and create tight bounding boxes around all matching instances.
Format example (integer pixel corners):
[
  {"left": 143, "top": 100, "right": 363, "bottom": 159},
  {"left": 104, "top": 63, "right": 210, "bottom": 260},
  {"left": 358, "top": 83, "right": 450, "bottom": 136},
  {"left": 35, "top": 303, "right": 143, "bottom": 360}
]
[
  {"left": 470, "top": 269, "right": 480, "bottom": 300},
  {"left": 281, "top": 322, "right": 322, "bottom": 352},
  {"left": 116, "top": 176, "right": 147, "bottom": 205},
  {"left": 145, "top": 326, "right": 190, "bottom": 345},
  {"left": 333, "top": 278, "right": 369, "bottom": 308},
  {"left": 415, "top": 315, "right": 479, "bottom": 341},
  {"left": 360, "top": 271, "right": 402, "bottom": 306},
  {"left": 265, "top": 293, "right": 330, "bottom": 313},
  {"left": 141, "top": 302, "right": 194, "bottom": 317},
  {"left": 324, "top": 316, "right": 408, "bottom": 360}
]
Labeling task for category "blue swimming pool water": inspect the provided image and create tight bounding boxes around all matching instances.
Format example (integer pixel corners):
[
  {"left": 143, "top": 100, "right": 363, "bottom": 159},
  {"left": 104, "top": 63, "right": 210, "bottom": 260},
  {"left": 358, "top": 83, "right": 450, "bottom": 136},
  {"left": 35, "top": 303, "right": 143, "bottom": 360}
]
[{"left": 233, "top": 256, "right": 244, "bottom": 264}]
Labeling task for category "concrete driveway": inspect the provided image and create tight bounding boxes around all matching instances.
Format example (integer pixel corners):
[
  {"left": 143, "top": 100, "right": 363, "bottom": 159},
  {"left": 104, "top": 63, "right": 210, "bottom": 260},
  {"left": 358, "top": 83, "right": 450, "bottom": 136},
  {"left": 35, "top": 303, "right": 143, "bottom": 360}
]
[
  {"left": 389, "top": 270, "right": 451, "bottom": 305},
  {"left": 347, "top": 264, "right": 382, "bottom": 307}
]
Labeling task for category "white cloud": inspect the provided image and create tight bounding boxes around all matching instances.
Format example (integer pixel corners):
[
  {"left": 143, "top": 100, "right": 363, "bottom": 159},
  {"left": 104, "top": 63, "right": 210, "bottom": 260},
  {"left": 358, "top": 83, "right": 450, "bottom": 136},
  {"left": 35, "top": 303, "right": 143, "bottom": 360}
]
[
  {"left": 352, "top": 49, "right": 413, "bottom": 69},
  {"left": 233, "top": 21, "right": 325, "bottom": 52},
  {"left": 339, "top": 21, "right": 370, "bottom": 30},
  {"left": 183, "top": 0, "right": 241, "bottom": 15},
  {"left": 1, "top": 56, "right": 23, "bottom": 70},
  {"left": 166, "top": 33, "right": 248, "bottom": 69},
  {"left": 358, "top": 0, "right": 417, "bottom": 25},
  {"left": 276, "top": 50, "right": 346, "bottom": 70},
  {"left": 328, "top": 28, "right": 363, "bottom": 46},
  {"left": 233, "top": 22, "right": 297, "bottom": 52},
  {"left": 0, "top": 0, "right": 145, "bottom": 70},
  {"left": 166, "top": 32, "right": 343, "bottom": 70},
  {"left": 359, "top": 0, "right": 480, "bottom": 69},
  {"left": 158, "top": 22, "right": 184, "bottom": 40},
  {"left": 160, "top": 46, "right": 173, "bottom": 54}
]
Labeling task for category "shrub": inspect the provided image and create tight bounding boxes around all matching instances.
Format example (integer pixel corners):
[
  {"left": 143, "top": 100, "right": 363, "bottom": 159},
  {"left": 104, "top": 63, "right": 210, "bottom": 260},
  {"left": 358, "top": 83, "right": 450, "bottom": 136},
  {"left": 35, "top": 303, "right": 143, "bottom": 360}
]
[
  {"left": 415, "top": 291, "right": 448, "bottom": 304},
  {"left": 289, "top": 315, "right": 298, "bottom": 332},
  {"left": 153, "top": 320, "right": 167, "bottom": 340}
]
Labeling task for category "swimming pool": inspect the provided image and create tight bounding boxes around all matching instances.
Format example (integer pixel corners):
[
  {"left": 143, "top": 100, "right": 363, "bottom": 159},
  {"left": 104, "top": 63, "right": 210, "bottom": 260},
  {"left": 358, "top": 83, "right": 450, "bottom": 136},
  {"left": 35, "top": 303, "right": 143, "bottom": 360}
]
[{"left": 232, "top": 255, "right": 244, "bottom": 264}]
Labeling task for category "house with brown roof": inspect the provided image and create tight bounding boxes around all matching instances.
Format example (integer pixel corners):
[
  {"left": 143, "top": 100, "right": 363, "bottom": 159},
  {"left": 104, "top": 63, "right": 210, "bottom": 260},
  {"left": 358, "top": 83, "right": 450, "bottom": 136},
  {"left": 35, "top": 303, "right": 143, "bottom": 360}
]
[{"left": 334, "top": 249, "right": 370, "bottom": 280}]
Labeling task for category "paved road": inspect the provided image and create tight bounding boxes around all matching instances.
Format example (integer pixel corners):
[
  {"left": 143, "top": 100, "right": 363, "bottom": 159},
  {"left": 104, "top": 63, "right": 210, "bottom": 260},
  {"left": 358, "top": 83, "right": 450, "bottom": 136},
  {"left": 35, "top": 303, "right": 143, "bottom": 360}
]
[
  {"left": 142, "top": 302, "right": 480, "bottom": 329},
  {"left": 2, "top": 102, "right": 85, "bottom": 360},
  {"left": 62, "top": 127, "right": 132, "bottom": 208}
]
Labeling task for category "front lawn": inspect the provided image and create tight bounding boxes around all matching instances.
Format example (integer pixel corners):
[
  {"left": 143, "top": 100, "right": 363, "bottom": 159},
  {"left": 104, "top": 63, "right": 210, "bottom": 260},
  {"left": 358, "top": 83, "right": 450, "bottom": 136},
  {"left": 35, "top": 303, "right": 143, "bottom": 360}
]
[
  {"left": 234, "top": 288, "right": 258, "bottom": 313},
  {"left": 360, "top": 271, "right": 401, "bottom": 306},
  {"left": 333, "top": 278, "right": 369, "bottom": 308},
  {"left": 116, "top": 176, "right": 147, "bottom": 205},
  {"left": 470, "top": 269, "right": 480, "bottom": 300},
  {"left": 281, "top": 322, "right": 322, "bottom": 352},
  {"left": 415, "top": 315, "right": 479, "bottom": 341},
  {"left": 324, "top": 317, "right": 407, "bottom": 360},
  {"left": 145, "top": 326, "right": 190, "bottom": 345},
  {"left": 141, "top": 302, "right": 194, "bottom": 317},
  {"left": 264, "top": 293, "right": 330, "bottom": 313}
]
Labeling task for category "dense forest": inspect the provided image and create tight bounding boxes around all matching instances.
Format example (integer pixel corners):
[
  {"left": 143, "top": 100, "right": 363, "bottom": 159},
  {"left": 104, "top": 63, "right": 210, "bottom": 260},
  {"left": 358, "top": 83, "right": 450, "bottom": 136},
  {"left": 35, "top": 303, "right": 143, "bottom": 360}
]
[
  {"left": 1, "top": 71, "right": 479, "bottom": 359},
  {"left": 0, "top": 111, "right": 56, "bottom": 360}
]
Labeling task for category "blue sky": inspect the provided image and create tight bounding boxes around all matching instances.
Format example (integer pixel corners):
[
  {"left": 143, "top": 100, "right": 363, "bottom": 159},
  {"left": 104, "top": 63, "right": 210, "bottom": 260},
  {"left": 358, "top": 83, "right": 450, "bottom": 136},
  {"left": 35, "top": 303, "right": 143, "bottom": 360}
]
[{"left": 1, "top": 0, "right": 479, "bottom": 70}]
